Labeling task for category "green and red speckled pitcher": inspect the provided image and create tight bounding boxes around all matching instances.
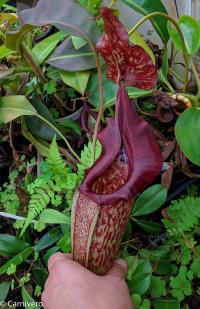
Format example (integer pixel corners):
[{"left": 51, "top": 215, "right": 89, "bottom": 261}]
[
  {"left": 71, "top": 87, "right": 162, "bottom": 275},
  {"left": 71, "top": 8, "right": 162, "bottom": 275}
]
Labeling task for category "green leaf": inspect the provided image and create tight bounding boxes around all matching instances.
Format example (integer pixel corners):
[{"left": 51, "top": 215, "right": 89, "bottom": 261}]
[
  {"left": 129, "top": 31, "right": 155, "bottom": 63},
  {"left": 39, "top": 209, "right": 70, "bottom": 225},
  {"left": 71, "top": 36, "right": 87, "bottom": 49},
  {"left": 140, "top": 299, "right": 151, "bottom": 309},
  {"left": 35, "top": 227, "right": 63, "bottom": 251},
  {"left": 0, "top": 0, "right": 9, "bottom": 6},
  {"left": 56, "top": 118, "right": 81, "bottom": 136},
  {"left": 0, "top": 45, "right": 14, "bottom": 59},
  {"left": 175, "top": 108, "right": 200, "bottom": 165},
  {"left": 0, "top": 234, "right": 30, "bottom": 258},
  {"left": 87, "top": 70, "right": 152, "bottom": 110},
  {"left": 78, "top": 0, "right": 102, "bottom": 15},
  {"left": 168, "top": 15, "right": 200, "bottom": 55},
  {"left": 57, "top": 232, "right": 71, "bottom": 253},
  {"left": 131, "top": 294, "right": 141, "bottom": 307},
  {"left": 129, "top": 259, "right": 152, "bottom": 295},
  {"left": 154, "top": 298, "right": 180, "bottom": 309},
  {"left": 21, "top": 117, "right": 50, "bottom": 157},
  {"left": 0, "top": 96, "right": 37, "bottom": 123},
  {"left": 25, "top": 98, "right": 66, "bottom": 140},
  {"left": 121, "top": 0, "right": 169, "bottom": 44},
  {"left": 170, "top": 267, "right": 192, "bottom": 301},
  {"left": 0, "top": 247, "right": 33, "bottom": 276},
  {"left": 135, "top": 220, "right": 163, "bottom": 234},
  {"left": 0, "top": 281, "right": 10, "bottom": 301},
  {"left": 6, "top": 0, "right": 100, "bottom": 51},
  {"left": 43, "top": 80, "right": 57, "bottom": 94},
  {"left": 44, "top": 246, "right": 59, "bottom": 265},
  {"left": 47, "top": 37, "right": 95, "bottom": 71},
  {"left": 132, "top": 184, "right": 167, "bottom": 216},
  {"left": 21, "top": 287, "right": 40, "bottom": 309},
  {"left": 60, "top": 70, "right": 90, "bottom": 95},
  {"left": 150, "top": 276, "right": 166, "bottom": 297},
  {"left": 32, "top": 31, "right": 67, "bottom": 65},
  {"left": 130, "top": 273, "right": 151, "bottom": 295}
]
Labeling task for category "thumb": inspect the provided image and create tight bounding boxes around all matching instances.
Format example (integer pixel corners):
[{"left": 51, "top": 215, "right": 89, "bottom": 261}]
[{"left": 106, "top": 259, "right": 128, "bottom": 280}]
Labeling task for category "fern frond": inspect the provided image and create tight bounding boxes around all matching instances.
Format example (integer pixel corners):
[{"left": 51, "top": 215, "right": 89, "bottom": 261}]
[
  {"left": 21, "top": 138, "right": 102, "bottom": 234},
  {"left": 20, "top": 178, "right": 61, "bottom": 236},
  {"left": 46, "top": 136, "right": 69, "bottom": 180},
  {"left": 164, "top": 196, "right": 200, "bottom": 233},
  {"left": 77, "top": 140, "right": 102, "bottom": 184}
]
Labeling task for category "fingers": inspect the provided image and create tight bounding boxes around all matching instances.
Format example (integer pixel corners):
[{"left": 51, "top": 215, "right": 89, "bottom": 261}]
[
  {"left": 48, "top": 252, "right": 73, "bottom": 273},
  {"left": 106, "top": 259, "right": 128, "bottom": 279}
]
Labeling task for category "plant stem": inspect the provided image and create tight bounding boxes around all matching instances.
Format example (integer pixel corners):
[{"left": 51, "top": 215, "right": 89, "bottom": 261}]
[
  {"left": 128, "top": 12, "right": 189, "bottom": 92},
  {"left": 108, "top": 0, "right": 118, "bottom": 8},
  {"left": 82, "top": 40, "right": 104, "bottom": 163},
  {"left": 92, "top": 53, "right": 103, "bottom": 163},
  {"left": 164, "top": 79, "right": 174, "bottom": 92},
  {"left": 13, "top": 67, "right": 33, "bottom": 73},
  {"left": 37, "top": 114, "right": 81, "bottom": 162},
  {"left": 190, "top": 57, "right": 200, "bottom": 97},
  {"left": 169, "top": 68, "right": 185, "bottom": 83}
]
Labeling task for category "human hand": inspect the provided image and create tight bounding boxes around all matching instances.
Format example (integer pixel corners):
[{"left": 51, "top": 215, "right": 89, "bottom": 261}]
[{"left": 41, "top": 252, "right": 134, "bottom": 309}]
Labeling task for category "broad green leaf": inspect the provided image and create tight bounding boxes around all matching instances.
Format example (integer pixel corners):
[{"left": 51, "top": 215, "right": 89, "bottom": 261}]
[
  {"left": 154, "top": 298, "right": 180, "bottom": 309},
  {"left": 60, "top": 70, "right": 90, "bottom": 95},
  {"left": 135, "top": 220, "right": 163, "bottom": 234},
  {"left": 175, "top": 108, "right": 200, "bottom": 165},
  {"left": 0, "top": 247, "right": 33, "bottom": 275},
  {"left": 39, "top": 209, "right": 70, "bottom": 225},
  {"left": 6, "top": 0, "right": 100, "bottom": 51},
  {"left": 129, "top": 31, "right": 155, "bottom": 63},
  {"left": 57, "top": 232, "right": 71, "bottom": 253},
  {"left": 168, "top": 16, "right": 200, "bottom": 55},
  {"left": 129, "top": 259, "right": 152, "bottom": 295},
  {"left": 21, "top": 117, "right": 50, "bottom": 157},
  {"left": 0, "top": 45, "right": 14, "bottom": 59},
  {"left": 0, "top": 0, "right": 9, "bottom": 6},
  {"left": 0, "top": 282, "right": 10, "bottom": 301},
  {"left": 21, "top": 287, "right": 40, "bottom": 309},
  {"left": 0, "top": 234, "right": 30, "bottom": 258},
  {"left": 132, "top": 184, "right": 167, "bottom": 216},
  {"left": 131, "top": 294, "right": 141, "bottom": 307},
  {"left": 121, "top": 0, "right": 169, "bottom": 44},
  {"left": 0, "top": 96, "right": 37, "bottom": 123},
  {"left": 32, "top": 31, "right": 68, "bottom": 65},
  {"left": 47, "top": 37, "right": 95, "bottom": 71},
  {"left": 0, "top": 13, "right": 17, "bottom": 25},
  {"left": 35, "top": 227, "right": 63, "bottom": 251},
  {"left": 71, "top": 36, "right": 87, "bottom": 49},
  {"left": 130, "top": 273, "right": 151, "bottom": 295},
  {"left": 56, "top": 118, "right": 81, "bottom": 136},
  {"left": 87, "top": 71, "right": 152, "bottom": 110},
  {"left": 44, "top": 246, "right": 60, "bottom": 265},
  {"left": 25, "top": 98, "right": 66, "bottom": 140}
]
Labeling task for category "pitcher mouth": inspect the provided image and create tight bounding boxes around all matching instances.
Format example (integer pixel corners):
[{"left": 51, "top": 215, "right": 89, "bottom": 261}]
[{"left": 79, "top": 86, "right": 163, "bottom": 205}]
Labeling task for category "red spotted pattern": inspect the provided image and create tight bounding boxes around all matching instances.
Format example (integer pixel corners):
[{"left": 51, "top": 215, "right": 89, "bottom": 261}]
[{"left": 96, "top": 7, "right": 157, "bottom": 89}]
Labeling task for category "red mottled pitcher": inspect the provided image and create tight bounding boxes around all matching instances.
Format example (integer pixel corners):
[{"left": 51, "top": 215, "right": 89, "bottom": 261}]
[
  {"left": 71, "top": 87, "right": 163, "bottom": 275},
  {"left": 71, "top": 7, "right": 162, "bottom": 275}
]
